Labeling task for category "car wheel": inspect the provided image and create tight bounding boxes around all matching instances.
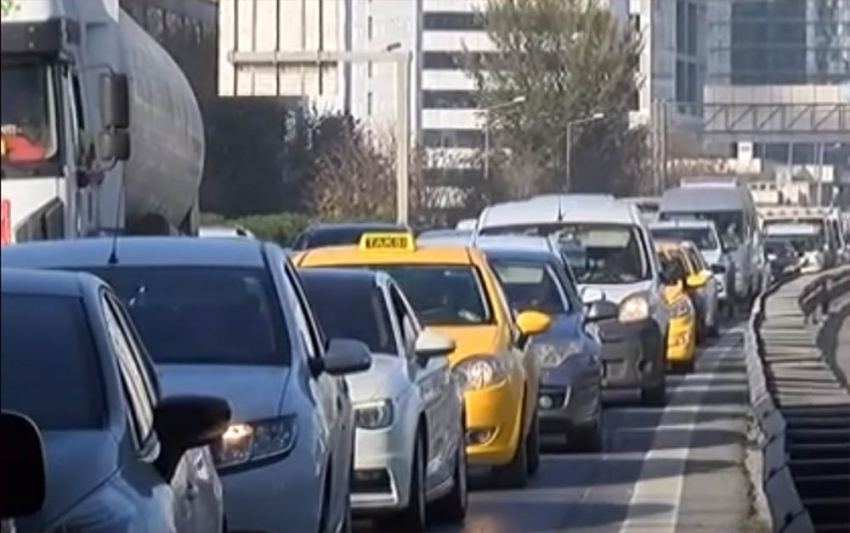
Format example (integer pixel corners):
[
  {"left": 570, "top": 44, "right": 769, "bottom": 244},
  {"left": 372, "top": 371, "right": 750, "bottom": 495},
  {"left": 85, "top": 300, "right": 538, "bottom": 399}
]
[
  {"left": 568, "top": 410, "right": 604, "bottom": 453},
  {"left": 492, "top": 411, "right": 529, "bottom": 489},
  {"left": 640, "top": 373, "right": 667, "bottom": 407},
  {"left": 526, "top": 409, "right": 541, "bottom": 476},
  {"left": 431, "top": 432, "right": 468, "bottom": 523},
  {"left": 392, "top": 432, "right": 427, "bottom": 532}
]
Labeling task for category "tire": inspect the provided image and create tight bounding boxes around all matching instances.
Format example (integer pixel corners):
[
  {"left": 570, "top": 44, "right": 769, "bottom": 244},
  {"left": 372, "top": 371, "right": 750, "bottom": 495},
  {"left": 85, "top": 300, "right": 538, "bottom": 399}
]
[
  {"left": 641, "top": 376, "right": 667, "bottom": 407},
  {"left": 568, "top": 411, "right": 603, "bottom": 453},
  {"left": 492, "top": 411, "right": 529, "bottom": 489},
  {"left": 222, "top": 516, "right": 228, "bottom": 533},
  {"left": 392, "top": 433, "right": 427, "bottom": 532},
  {"left": 431, "top": 434, "right": 468, "bottom": 523},
  {"left": 526, "top": 409, "right": 541, "bottom": 476}
]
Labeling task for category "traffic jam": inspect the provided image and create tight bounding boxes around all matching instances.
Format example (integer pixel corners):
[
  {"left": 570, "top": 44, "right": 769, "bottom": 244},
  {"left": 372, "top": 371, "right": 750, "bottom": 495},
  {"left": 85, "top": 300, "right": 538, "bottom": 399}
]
[{"left": 3, "top": 191, "right": 849, "bottom": 533}]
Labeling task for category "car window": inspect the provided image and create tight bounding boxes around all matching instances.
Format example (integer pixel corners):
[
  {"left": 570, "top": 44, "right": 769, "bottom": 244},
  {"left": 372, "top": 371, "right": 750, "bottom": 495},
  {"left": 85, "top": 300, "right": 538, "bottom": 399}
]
[
  {"left": 334, "top": 264, "right": 494, "bottom": 327},
  {"left": 686, "top": 248, "right": 705, "bottom": 272},
  {"left": 389, "top": 284, "right": 419, "bottom": 355},
  {"left": 86, "top": 266, "right": 290, "bottom": 366},
  {"left": 651, "top": 227, "right": 719, "bottom": 251},
  {"left": 490, "top": 260, "right": 569, "bottom": 315},
  {"left": 280, "top": 264, "right": 321, "bottom": 360},
  {"left": 102, "top": 294, "right": 156, "bottom": 444},
  {"left": 1, "top": 293, "right": 104, "bottom": 430},
  {"left": 301, "top": 273, "right": 397, "bottom": 355}
]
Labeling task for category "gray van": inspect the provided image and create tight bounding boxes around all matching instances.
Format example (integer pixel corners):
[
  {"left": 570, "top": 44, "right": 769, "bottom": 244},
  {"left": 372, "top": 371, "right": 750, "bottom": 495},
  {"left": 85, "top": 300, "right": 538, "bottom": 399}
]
[{"left": 659, "top": 179, "right": 763, "bottom": 308}]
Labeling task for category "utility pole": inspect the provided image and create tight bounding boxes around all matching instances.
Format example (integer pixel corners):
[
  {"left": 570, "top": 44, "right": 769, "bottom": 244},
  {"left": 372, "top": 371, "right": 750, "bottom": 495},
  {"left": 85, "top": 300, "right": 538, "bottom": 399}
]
[{"left": 227, "top": 49, "right": 413, "bottom": 224}]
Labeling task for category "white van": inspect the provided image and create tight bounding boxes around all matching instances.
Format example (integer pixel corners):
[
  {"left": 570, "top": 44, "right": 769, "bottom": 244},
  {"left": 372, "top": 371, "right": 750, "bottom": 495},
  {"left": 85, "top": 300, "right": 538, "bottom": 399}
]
[
  {"left": 659, "top": 178, "right": 763, "bottom": 307},
  {"left": 477, "top": 194, "right": 675, "bottom": 406}
]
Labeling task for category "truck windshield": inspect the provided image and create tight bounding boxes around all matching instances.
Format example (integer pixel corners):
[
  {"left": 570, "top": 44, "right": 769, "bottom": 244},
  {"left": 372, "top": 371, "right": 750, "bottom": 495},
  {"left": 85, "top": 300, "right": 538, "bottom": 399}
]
[{"left": 0, "top": 61, "right": 59, "bottom": 171}]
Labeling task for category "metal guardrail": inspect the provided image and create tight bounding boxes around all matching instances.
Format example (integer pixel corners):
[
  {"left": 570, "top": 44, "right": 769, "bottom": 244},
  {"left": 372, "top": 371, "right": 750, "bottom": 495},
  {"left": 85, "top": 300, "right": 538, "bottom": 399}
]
[{"left": 748, "top": 266, "right": 850, "bottom": 533}]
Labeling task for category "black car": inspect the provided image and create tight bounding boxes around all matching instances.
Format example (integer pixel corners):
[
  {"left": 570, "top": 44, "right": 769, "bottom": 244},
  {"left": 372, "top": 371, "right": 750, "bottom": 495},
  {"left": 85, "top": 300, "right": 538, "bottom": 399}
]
[
  {"left": 291, "top": 222, "right": 410, "bottom": 250},
  {"left": 764, "top": 239, "right": 801, "bottom": 283}
]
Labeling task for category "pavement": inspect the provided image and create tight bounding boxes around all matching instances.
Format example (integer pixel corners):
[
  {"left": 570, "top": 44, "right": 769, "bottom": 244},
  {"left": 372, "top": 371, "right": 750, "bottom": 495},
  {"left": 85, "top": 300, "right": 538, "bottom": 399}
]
[{"left": 357, "top": 328, "right": 755, "bottom": 533}]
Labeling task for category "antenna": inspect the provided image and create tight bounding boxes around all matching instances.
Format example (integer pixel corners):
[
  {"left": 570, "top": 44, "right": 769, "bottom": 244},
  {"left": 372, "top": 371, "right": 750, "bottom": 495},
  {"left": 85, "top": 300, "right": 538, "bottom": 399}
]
[
  {"left": 557, "top": 195, "right": 564, "bottom": 222},
  {"left": 106, "top": 177, "right": 126, "bottom": 265}
]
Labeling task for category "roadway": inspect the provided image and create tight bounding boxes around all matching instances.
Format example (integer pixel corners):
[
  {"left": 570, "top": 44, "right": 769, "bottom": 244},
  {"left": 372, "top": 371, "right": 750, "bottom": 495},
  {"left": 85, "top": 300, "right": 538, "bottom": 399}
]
[{"left": 357, "top": 326, "right": 758, "bottom": 533}]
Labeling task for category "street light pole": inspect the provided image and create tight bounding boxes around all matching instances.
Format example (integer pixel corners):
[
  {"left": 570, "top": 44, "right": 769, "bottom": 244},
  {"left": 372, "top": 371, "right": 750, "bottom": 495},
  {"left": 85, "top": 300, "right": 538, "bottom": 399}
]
[
  {"left": 481, "top": 96, "right": 526, "bottom": 182},
  {"left": 227, "top": 48, "right": 414, "bottom": 223},
  {"left": 564, "top": 112, "right": 605, "bottom": 192}
]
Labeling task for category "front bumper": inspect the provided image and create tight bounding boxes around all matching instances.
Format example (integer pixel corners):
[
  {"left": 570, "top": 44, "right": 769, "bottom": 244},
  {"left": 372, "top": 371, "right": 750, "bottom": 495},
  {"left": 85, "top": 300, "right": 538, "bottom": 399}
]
[
  {"left": 537, "top": 361, "right": 599, "bottom": 432},
  {"left": 595, "top": 317, "right": 664, "bottom": 391},
  {"left": 463, "top": 375, "right": 525, "bottom": 467},
  {"left": 666, "top": 316, "right": 696, "bottom": 363},
  {"left": 350, "top": 424, "right": 414, "bottom": 513}
]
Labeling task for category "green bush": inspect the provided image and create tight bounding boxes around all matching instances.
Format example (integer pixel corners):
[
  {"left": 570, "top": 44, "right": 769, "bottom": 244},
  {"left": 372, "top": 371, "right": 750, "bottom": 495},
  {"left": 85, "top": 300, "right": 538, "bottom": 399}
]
[{"left": 201, "top": 212, "right": 312, "bottom": 246}]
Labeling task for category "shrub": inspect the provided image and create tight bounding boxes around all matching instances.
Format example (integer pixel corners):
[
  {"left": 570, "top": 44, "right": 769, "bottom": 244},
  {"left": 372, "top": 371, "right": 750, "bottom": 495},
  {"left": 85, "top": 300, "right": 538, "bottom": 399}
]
[{"left": 200, "top": 212, "right": 312, "bottom": 246}]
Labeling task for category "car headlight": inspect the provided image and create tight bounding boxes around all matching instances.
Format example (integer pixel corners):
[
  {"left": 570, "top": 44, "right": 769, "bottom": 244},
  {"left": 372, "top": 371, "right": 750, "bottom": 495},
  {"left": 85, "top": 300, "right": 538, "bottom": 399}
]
[
  {"left": 670, "top": 298, "right": 692, "bottom": 318},
  {"left": 619, "top": 294, "right": 650, "bottom": 323},
  {"left": 355, "top": 399, "right": 394, "bottom": 429},
  {"left": 453, "top": 355, "right": 511, "bottom": 391},
  {"left": 530, "top": 341, "right": 583, "bottom": 368},
  {"left": 212, "top": 415, "right": 297, "bottom": 470}
]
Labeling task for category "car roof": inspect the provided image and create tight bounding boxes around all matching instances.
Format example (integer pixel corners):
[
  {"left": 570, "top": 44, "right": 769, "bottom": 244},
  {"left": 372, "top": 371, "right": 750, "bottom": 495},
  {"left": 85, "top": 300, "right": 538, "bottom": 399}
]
[
  {"left": 479, "top": 194, "right": 638, "bottom": 227},
  {"left": 198, "top": 225, "right": 253, "bottom": 237},
  {"left": 660, "top": 185, "right": 751, "bottom": 212},
  {"left": 650, "top": 219, "right": 716, "bottom": 230},
  {"left": 1, "top": 237, "right": 269, "bottom": 268},
  {"left": 417, "top": 229, "right": 473, "bottom": 241},
  {"left": 765, "top": 223, "right": 820, "bottom": 236},
  {"left": 1, "top": 267, "right": 98, "bottom": 297},
  {"left": 306, "top": 221, "right": 408, "bottom": 232},
  {"left": 297, "top": 267, "right": 387, "bottom": 287},
  {"left": 294, "top": 242, "right": 482, "bottom": 268}
]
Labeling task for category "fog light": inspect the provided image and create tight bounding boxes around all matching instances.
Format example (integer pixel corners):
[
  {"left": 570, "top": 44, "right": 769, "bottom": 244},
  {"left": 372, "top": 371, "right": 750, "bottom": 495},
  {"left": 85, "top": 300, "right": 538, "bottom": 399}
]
[
  {"left": 466, "top": 428, "right": 495, "bottom": 445},
  {"left": 539, "top": 395, "right": 554, "bottom": 409}
]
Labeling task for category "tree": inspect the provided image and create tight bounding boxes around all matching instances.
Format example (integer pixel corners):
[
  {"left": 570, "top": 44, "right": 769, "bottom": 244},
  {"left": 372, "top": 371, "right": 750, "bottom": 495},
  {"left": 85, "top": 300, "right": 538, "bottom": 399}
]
[{"left": 466, "top": 0, "right": 647, "bottom": 196}]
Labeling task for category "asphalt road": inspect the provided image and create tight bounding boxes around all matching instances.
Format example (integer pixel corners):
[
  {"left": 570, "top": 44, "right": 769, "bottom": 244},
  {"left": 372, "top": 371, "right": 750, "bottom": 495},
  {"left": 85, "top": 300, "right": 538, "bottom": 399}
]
[{"left": 358, "top": 326, "right": 754, "bottom": 533}]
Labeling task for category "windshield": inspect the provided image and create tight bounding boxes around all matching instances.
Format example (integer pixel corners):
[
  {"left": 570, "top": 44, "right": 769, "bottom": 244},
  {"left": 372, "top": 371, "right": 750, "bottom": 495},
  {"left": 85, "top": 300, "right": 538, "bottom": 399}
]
[
  {"left": 300, "top": 274, "right": 397, "bottom": 355},
  {"left": 490, "top": 260, "right": 569, "bottom": 315},
  {"left": 766, "top": 235, "right": 821, "bottom": 254},
  {"left": 1, "top": 294, "right": 104, "bottom": 430},
  {"left": 86, "top": 266, "right": 291, "bottom": 366},
  {"left": 334, "top": 264, "right": 493, "bottom": 326},
  {"left": 482, "top": 223, "right": 650, "bottom": 284},
  {"left": 651, "top": 227, "right": 719, "bottom": 251},
  {"left": 660, "top": 211, "right": 745, "bottom": 248},
  {"left": 1, "top": 61, "right": 59, "bottom": 171}
]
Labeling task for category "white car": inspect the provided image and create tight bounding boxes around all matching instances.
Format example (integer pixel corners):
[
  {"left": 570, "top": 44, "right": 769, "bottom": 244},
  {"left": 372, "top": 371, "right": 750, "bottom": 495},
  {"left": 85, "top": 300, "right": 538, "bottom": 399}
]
[{"left": 299, "top": 268, "right": 468, "bottom": 531}]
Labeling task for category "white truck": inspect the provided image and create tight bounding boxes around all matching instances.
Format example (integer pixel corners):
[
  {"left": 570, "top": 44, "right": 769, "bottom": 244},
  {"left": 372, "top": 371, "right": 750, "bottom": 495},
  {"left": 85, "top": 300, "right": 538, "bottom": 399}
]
[{"left": 1, "top": 0, "right": 204, "bottom": 245}]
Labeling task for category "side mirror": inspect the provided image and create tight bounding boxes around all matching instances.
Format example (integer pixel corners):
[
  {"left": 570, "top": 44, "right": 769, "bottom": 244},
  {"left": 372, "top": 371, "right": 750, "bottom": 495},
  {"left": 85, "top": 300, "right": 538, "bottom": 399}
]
[
  {"left": 584, "top": 300, "right": 618, "bottom": 324},
  {"left": 1, "top": 411, "right": 47, "bottom": 520},
  {"left": 153, "top": 395, "right": 231, "bottom": 481},
  {"left": 686, "top": 274, "right": 707, "bottom": 288},
  {"left": 100, "top": 73, "right": 130, "bottom": 129},
  {"left": 414, "top": 329, "right": 456, "bottom": 360},
  {"left": 323, "top": 338, "right": 373, "bottom": 376},
  {"left": 516, "top": 310, "right": 552, "bottom": 337},
  {"left": 580, "top": 287, "right": 605, "bottom": 305},
  {"left": 98, "top": 129, "right": 130, "bottom": 161}
]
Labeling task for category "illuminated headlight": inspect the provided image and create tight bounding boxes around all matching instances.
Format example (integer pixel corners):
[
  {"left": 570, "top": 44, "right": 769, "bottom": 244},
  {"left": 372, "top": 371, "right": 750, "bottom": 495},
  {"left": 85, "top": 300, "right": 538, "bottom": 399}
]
[
  {"left": 355, "top": 400, "right": 395, "bottom": 429},
  {"left": 453, "top": 356, "right": 511, "bottom": 391},
  {"left": 212, "top": 415, "right": 297, "bottom": 470},
  {"left": 530, "top": 341, "right": 582, "bottom": 368},
  {"left": 671, "top": 298, "right": 692, "bottom": 318},
  {"left": 619, "top": 295, "right": 650, "bottom": 323}
]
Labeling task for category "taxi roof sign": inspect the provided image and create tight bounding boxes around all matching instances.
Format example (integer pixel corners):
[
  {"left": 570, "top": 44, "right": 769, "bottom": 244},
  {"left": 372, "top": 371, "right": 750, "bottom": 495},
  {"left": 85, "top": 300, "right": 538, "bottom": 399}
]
[{"left": 359, "top": 232, "right": 415, "bottom": 252}]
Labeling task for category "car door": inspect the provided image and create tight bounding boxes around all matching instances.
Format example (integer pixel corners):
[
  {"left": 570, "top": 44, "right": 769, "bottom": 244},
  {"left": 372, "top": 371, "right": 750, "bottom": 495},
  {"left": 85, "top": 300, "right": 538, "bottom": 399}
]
[
  {"left": 281, "top": 262, "right": 351, "bottom": 526},
  {"left": 388, "top": 282, "right": 454, "bottom": 488},
  {"left": 99, "top": 292, "right": 187, "bottom": 533},
  {"left": 104, "top": 293, "right": 224, "bottom": 533}
]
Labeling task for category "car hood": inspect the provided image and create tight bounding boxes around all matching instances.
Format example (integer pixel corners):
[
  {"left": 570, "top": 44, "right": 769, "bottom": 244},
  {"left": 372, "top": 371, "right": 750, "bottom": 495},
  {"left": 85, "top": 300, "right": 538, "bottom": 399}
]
[
  {"left": 18, "top": 431, "right": 118, "bottom": 531},
  {"left": 432, "top": 325, "right": 506, "bottom": 363},
  {"left": 158, "top": 364, "right": 290, "bottom": 422},
  {"left": 529, "top": 313, "right": 583, "bottom": 344},
  {"left": 345, "top": 353, "right": 408, "bottom": 403},
  {"left": 578, "top": 281, "right": 652, "bottom": 305}
]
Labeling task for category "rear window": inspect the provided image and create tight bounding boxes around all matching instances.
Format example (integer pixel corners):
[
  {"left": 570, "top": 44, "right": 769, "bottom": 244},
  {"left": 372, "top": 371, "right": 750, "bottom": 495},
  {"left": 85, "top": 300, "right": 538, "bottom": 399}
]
[
  {"left": 490, "top": 260, "right": 569, "bottom": 315},
  {"left": 1, "top": 294, "right": 104, "bottom": 430},
  {"left": 300, "top": 274, "right": 397, "bottom": 355},
  {"left": 86, "top": 266, "right": 291, "bottom": 366},
  {"left": 651, "top": 227, "right": 718, "bottom": 251}
]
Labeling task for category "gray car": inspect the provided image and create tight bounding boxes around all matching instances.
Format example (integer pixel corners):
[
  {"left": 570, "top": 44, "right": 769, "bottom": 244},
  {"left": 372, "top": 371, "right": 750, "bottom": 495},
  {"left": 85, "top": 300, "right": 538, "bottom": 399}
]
[{"left": 1, "top": 268, "right": 230, "bottom": 533}]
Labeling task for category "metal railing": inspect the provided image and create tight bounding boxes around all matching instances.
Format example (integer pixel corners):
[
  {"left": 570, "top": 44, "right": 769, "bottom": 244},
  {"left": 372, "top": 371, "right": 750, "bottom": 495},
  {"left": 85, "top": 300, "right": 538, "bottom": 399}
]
[{"left": 798, "top": 266, "right": 850, "bottom": 324}]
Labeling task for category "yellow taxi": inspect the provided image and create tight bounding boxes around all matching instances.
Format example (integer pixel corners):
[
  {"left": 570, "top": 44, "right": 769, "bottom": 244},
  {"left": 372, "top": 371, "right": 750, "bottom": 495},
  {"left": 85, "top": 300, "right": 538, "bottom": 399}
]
[
  {"left": 295, "top": 232, "right": 552, "bottom": 488},
  {"left": 655, "top": 244, "right": 698, "bottom": 373}
]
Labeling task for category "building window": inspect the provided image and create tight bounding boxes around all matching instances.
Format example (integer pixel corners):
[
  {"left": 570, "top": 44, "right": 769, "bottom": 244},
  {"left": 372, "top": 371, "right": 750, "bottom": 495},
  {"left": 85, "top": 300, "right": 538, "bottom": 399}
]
[
  {"left": 422, "top": 129, "right": 485, "bottom": 149},
  {"left": 368, "top": 61, "right": 373, "bottom": 78},
  {"left": 423, "top": 52, "right": 494, "bottom": 70},
  {"left": 423, "top": 12, "right": 486, "bottom": 31},
  {"left": 422, "top": 90, "right": 477, "bottom": 109},
  {"left": 367, "top": 92, "right": 373, "bottom": 116},
  {"left": 367, "top": 16, "right": 373, "bottom": 40},
  {"left": 676, "top": 0, "right": 687, "bottom": 54},
  {"left": 686, "top": 2, "right": 698, "bottom": 56}
]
